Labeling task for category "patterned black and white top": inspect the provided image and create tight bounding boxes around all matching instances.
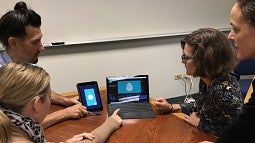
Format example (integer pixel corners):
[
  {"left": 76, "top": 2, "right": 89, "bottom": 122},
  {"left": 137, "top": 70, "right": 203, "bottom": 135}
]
[{"left": 180, "top": 74, "right": 243, "bottom": 136}]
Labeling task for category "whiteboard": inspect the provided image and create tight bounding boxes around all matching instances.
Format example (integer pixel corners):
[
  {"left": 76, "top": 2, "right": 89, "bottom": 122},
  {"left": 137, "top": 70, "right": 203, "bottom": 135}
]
[{"left": 0, "top": 0, "right": 235, "bottom": 44}]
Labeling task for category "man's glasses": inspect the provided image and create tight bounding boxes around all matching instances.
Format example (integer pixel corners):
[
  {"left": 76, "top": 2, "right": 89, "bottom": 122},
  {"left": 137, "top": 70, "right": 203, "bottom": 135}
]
[{"left": 181, "top": 54, "right": 194, "bottom": 63}]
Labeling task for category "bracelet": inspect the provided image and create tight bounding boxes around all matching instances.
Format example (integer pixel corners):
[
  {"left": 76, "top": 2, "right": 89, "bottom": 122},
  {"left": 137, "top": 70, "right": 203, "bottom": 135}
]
[{"left": 169, "top": 103, "right": 173, "bottom": 111}]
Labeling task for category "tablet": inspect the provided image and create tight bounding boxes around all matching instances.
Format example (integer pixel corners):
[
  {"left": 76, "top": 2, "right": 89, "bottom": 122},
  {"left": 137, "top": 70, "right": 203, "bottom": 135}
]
[{"left": 76, "top": 81, "right": 103, "bottom": 111}]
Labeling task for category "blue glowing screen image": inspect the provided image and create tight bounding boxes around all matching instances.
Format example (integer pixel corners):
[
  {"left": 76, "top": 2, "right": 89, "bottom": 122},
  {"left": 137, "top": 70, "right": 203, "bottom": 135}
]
[
  {"left": 84, "top": 88, "right": 97, "bottom": 106},
  {"left": 118, "top": 80, "right": 141, "bottom": 94}
]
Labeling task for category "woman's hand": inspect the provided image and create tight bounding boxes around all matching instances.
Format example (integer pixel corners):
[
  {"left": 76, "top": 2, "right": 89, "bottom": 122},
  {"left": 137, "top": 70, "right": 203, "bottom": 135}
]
[
  {"left": 65, "top": 132, "right": 95, "bottom": 143},
  {"left": 154, "top": 97, "right": 172, "bottom": 110},
  {"left": 110, "top": 109, "right": 122, "bottom": 124},
  {"left": 184, "top": 112, "right": 200, "bottom": 127}
]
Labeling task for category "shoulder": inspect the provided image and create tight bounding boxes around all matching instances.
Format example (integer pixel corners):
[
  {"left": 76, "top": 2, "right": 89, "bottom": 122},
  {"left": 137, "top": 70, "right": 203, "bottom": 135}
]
[
  {"left": 0, "top": 51, "right": 13, "bottom": 67},
  {"left": 0, "top": 51, "right": 5, "bottom": 67},
  {"left": 210, "top": 74, "right": 242, "bottom": 102},
  {"left": 11, "top": 126, "right": 33, "bottom": 143},
  {"left": 211, "top": 74, "right": 241, "bottom": 95},
  {"left": 214, "top": 74, "right": 239, "bottom": 87}
]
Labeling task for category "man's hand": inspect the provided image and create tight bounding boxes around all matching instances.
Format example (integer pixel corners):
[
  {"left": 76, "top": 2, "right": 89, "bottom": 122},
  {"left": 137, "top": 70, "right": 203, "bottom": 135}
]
[
  {"left": 66, "top": 96, "right": 80, "bottom": 106},
  {"left": 65, "top": 103, "right": 88, "bottom": 119},
  {"left": 41, "top": 103, "right": 87, "bottom": 129}
]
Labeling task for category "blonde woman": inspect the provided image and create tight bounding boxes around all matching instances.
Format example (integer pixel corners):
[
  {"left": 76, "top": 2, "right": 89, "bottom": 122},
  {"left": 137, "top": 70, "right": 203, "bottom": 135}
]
[
  {"left": 0, "top": 61, "right": 122, "bottom": 143},
  {"left": 0, "top": 110, "right": 12, "bottom": 143}
]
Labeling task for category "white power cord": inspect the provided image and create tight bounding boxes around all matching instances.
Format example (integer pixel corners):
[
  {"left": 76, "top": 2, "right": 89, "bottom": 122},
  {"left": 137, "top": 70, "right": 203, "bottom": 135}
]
[{"left": 182, "top": 75, "right": 195, "bottom": 103}]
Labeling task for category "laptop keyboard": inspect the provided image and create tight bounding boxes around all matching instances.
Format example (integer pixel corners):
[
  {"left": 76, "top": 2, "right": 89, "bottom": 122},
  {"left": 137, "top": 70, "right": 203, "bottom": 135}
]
[{"left": 108, "top": 102, "right": 153, "bottom": 114}]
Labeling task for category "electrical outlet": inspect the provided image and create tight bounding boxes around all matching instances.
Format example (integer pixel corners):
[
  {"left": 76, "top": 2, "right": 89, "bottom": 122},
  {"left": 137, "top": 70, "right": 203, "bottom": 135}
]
[
  {"left": 174, "top": 74, "right": 184, "bottom": 80},
  {"left": 174, "top": 73, "right": 190, "bottom": 80}
]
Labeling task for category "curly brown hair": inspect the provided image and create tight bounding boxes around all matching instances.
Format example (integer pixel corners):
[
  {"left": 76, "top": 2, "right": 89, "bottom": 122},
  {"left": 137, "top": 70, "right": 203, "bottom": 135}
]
[{"left": 181, "top": 28, "right": 237, "bottom": 78}]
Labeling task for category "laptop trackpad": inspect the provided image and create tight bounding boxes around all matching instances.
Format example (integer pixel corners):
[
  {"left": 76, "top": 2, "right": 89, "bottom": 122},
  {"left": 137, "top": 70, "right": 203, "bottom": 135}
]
[{"left": 120, "top": 112, "right": 156, "bottom": 119}]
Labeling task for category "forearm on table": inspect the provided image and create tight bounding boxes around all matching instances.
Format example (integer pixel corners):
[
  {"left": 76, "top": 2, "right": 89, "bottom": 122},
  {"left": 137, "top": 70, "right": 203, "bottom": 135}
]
[
  {"left": 51, "top": 90, "right": 68, "bottom": 105},
  {"left": 41, "top": 109, "right": 70, "bottom": 129},
  {"left": 82, "top": 117, "right": 121, "bottom": 143}
]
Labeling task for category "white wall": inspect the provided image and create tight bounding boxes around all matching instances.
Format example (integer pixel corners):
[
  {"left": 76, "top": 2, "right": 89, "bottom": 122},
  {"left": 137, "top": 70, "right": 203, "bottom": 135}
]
[
  {"left": 0, "top": 0, "right": 234, "bottom": 43},
  {"left": 0, "top": 0, "right": 233, "bottom": 99},
  {"left": 38, "top": 36, "right": 200, "bottom": 99}
]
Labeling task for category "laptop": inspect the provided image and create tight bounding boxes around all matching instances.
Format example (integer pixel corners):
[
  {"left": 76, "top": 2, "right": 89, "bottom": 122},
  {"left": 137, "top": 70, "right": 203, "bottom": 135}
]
[{"left": 106, "top": 75, "right": 156, "bottom": 119}]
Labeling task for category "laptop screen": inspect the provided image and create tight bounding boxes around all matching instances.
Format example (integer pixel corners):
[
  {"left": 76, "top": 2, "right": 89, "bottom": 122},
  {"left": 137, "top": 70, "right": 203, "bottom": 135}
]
[{"left": 106, "top": 75, "right": 149, "bottom": 104}]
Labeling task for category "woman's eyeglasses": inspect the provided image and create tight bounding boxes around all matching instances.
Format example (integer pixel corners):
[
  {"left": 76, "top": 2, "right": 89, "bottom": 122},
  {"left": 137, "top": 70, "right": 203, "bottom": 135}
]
[
  {"left": 181, "top": 54, "right": 194, "bottom": 63},
  {"left": 180, "top": 40, "right": 185, "bottom": 49},
  {"left": 180, "top": 40, "right": 194, "bottom": 62}
]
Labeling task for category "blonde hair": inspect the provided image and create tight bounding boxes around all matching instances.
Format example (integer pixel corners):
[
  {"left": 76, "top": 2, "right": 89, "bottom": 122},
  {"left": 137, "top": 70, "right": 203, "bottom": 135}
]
[
  {"left": 0, "top": 61, "right": 50, "bottom": 112},
  {"left": 0, "top": 110, "right": 12, "bottom": 143}
]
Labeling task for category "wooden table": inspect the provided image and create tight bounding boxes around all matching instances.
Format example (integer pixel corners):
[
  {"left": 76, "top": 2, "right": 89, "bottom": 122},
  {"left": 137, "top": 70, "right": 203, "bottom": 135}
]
[{"left": 44, "top": 89, "right": 217, "bottom": 143}]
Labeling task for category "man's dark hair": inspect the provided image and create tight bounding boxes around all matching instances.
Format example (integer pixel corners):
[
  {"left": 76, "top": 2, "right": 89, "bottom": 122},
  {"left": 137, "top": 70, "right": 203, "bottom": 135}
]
[{"left": 0, "top": 1, "right": 41, "bottom": 48}]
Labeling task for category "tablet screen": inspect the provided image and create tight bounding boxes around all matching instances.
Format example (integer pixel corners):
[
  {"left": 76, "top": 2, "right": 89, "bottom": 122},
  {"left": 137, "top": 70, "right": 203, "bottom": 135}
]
[
  {"left": 84, "top": 88, "right": 97, "bottom": 106},
  {"left": 76, "top": 81, "right": 103, "bottom": 111}
]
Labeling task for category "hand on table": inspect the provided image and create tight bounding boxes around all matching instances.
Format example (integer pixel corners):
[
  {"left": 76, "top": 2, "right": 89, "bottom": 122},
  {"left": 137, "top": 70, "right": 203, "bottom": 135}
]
[
  {"left": 184, "top": 112, "right": 200, "bottom": 127},
  {"left": 65, "top": 132, "right": 95, "bottom": 142},
  {"left": 67, "top": 96, "right": 80, "bottom": 106},
  {"left": 154, "top": 97, "right": 172, "bottom": 110},
  {"left": 65, "top": 103, "right": 88, "bottom": 119}
]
